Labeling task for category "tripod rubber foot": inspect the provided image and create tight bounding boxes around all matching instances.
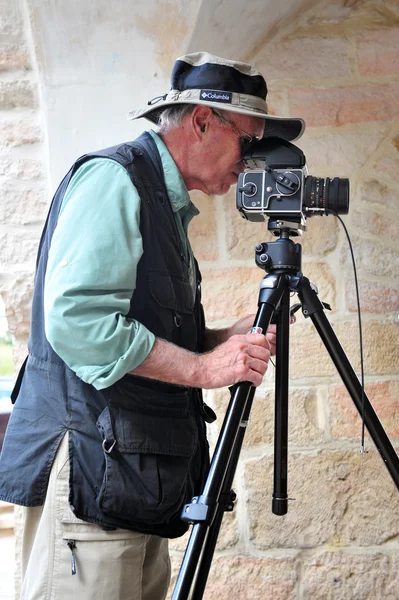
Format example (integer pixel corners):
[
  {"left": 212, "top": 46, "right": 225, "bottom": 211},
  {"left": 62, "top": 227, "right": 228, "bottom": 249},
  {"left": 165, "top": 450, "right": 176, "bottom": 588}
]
[{"left": 272, "top": 497, "right": 288, "bottom": 516}]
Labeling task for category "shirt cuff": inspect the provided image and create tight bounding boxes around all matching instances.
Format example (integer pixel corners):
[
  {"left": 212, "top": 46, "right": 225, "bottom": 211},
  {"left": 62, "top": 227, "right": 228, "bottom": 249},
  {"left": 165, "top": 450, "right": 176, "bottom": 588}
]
[{"left": 75, "top": 325, "right": 156, "bottom": 390}]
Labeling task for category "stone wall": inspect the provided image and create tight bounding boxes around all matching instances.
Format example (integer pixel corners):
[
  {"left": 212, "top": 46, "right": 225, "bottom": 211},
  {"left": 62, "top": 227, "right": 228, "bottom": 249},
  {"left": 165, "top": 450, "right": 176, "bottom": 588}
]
[
  {"left": 0, "top": 1, "right": 49, "bottom": 596},
  {"left": 0, "top": 0, "right": 49, "bottom": 366},
  {"left": 0, "top": 0, "right": 398, "bottom": 598},
  {"left": 170, "top": 1, "right": 399, "bottom": 598}
]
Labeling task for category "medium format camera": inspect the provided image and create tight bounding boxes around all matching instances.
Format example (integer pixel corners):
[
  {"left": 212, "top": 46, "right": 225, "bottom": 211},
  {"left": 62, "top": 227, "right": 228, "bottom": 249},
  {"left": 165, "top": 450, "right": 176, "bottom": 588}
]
[{"left": 236, "top": 138, "right": 349, "bottom": 233}]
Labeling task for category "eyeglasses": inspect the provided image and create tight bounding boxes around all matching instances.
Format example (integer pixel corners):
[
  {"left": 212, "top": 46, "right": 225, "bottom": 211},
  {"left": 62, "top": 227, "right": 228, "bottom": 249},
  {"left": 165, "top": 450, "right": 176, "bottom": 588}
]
[{"left": 212, "top": 109, "right": 261, "bottom": 153}]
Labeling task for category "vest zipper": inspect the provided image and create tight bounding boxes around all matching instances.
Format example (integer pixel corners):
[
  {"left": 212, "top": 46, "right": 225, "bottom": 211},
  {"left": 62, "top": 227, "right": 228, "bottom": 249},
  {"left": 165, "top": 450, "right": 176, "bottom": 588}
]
[{"left": 66, "top": 539, "right": 77, "bottom": 575}]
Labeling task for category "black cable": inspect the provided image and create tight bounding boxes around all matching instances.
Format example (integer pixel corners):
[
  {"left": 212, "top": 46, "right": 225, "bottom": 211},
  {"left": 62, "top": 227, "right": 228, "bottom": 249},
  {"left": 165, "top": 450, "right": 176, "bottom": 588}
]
[{"left": 330, "top": 211, "right": 367, "bottom": 452}]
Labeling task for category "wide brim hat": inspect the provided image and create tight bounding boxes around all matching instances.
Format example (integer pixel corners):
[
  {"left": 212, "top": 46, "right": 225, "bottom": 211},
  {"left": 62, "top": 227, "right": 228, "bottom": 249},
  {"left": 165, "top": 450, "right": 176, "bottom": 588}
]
[{"left": 128, "top": 52, "right": 305, "bottom": 142}]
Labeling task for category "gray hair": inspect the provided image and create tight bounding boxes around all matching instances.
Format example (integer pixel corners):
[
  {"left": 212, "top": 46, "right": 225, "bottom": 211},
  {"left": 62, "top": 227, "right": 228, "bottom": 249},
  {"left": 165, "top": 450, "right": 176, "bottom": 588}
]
[{"left": 157, "top": 104, "right": 196, "bottom": 133}]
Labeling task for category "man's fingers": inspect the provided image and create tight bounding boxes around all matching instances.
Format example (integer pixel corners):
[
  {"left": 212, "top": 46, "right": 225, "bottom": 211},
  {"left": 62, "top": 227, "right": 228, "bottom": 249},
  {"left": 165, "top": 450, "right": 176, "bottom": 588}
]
[
  {"left": 244, "top": 332, "right": 269, "bottom": 347},
  {"left": 244, "top": 347, "right": 270, "bottom": 366}
]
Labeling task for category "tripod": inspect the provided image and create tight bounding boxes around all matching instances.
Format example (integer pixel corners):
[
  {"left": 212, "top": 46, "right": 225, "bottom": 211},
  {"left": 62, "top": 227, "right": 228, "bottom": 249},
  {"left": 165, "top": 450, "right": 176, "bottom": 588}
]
[{"left": 171, "top": 229, "right": 399, "bottom": 600}]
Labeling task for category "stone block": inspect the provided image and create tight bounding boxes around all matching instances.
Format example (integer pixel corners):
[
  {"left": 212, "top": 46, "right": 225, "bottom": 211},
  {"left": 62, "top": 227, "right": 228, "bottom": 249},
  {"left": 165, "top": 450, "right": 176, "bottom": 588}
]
[
  {"left": 265, "top": 88, "right": 288, "bottom": 118},
  {"left": 345, "top": 279, "right": 399, "bottom": 314},
  {"left": 201, "top": 556, "right": 297, "bottom": 600},
  {"left": 288, "top": 84, "right": 399, "bottom": 128},
  {"left": 301, "top": 216, "right": 339, "bottom": 257},
  {"left": 330, "top": 380, "right": 399, "bottom": 439},
  {"left": 300, "top": 124, "right": 390, "bottom": 175},
  {"left": 302, "top": 551, "right": 399, "bottom": 600},
  {"left": 0, "top": 0, "right": 23, "bottom": 36},
  {"left": 14, "top": 158, "right": 43, "bottom": 181},
  {"left": 0, "top": 43, "right": 31, "bottom": 72},
  {"left": 0, "top": 230, "right": 41, "bottom": 270},
  {"left": 167, "top": 555, "right": 298, "bottom": 600},
  {"left": 0, "top": 188, "right": 48, "bottom": 225},
  {"left": 340, "top": 234, "right": 398, "bottom": 279},
  {"left": 256, "top": 36, "right": 351, "bottom": 81},
  {"left": 289, "top": 321, "right": 336, "bottom": 379},
  {"left": 0, "top": 151, "right": 11, "bottom": 176},
  {"left": 356, "top": 27, "right": 399, "bottom": 76},
  {"left": 338, "top": 320, "right": 398, "bottom": 375},
  {"left": 0, "top": 120, "right": 41, "bottom": 147},
  {"left": 369, "top": 154, "right": 399, "bottom": 187},
  {"left": 350, "top": 205, "right": 399, "bottom": 241},
  {"left": 200, "top": 266, "right": 264, "bottom": 321},
  {"left": 11, "top": 337, "right": 29, "bottom": 370},
  {"left": 245, "top": 449, "right": 399, "bottom": 550},
  {"left": 336, "top": 449, "right": 399, "bottom": 545},
  {"left": 354, "top": 178, "right": 398, "bottom": 212},
  {"left": 301, "top": 262, "right": 336, "bottom": 310},
  {"left": 214, "top": 508, "right": 239, "bottom": 551},
  {"left": 1, "top": 272, "right": 34, "bottom": 338},
  {"left": 301, "top": 0, "right": 399, "bottom": 31},
  {"left": 212, "top": 385, "right": 327, "bottom": 447},
  {"left": 188, "top": 190, "right": 218, "bottom": 261},
  {"left": 245, "top": 452, "right": 341, "bottom": 549},
  {"left": 244, "top": 387, "right": 326, "bottom": 447},
  {"left": 289, "top": 319, "right": 398, "bottom": 378},
  {"left": 0, "top": 80, "right": 37, "bottom": 110}
]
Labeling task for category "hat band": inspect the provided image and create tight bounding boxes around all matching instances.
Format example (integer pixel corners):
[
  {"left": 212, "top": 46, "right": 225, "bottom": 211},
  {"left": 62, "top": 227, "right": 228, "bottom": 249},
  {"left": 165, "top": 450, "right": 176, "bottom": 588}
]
[{"left": 150, "top": 88, "right": 269, "bottom": 115}]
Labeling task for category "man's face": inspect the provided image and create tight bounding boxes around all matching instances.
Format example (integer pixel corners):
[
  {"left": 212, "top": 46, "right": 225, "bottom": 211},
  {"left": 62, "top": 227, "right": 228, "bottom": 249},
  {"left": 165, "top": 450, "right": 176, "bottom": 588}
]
[{"left": 196, "top": 110, "right": 265, "bottom": 196}]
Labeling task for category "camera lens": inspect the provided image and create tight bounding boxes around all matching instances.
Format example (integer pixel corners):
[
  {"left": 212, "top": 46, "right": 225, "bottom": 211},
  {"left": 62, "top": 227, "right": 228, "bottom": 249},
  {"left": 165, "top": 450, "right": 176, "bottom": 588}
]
[{"left": 304, "top": 176, "right": 349, "bottom": 216}]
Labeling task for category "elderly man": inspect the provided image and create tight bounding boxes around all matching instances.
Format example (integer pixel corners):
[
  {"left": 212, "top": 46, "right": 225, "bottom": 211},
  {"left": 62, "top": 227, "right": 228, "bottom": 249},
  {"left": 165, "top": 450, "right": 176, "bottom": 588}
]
[{"left": 0, "top": 53, "right": 304, "bottom": 599}]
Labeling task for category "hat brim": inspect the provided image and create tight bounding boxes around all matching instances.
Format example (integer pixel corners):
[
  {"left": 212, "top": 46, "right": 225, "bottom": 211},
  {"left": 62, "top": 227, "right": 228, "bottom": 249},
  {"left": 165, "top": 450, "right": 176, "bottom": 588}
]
[{"left": 128, "top": 93, "right": 305, "bottom": 142}]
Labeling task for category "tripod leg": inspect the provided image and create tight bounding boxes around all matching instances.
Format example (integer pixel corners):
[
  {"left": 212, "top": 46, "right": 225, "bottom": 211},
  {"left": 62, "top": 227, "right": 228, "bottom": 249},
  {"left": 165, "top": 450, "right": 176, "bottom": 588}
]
[
  {"left": 272, "top": 288, "right": 291, "bottom": 515},
  {"left": 190, "top": 389, "right": 256, "bottom": 600},
  {"left": 171, "top": 274, "right": 288, "bottom": 600},
  {"left": 298, "top": 276, "right": 399, "bottom": 490}
]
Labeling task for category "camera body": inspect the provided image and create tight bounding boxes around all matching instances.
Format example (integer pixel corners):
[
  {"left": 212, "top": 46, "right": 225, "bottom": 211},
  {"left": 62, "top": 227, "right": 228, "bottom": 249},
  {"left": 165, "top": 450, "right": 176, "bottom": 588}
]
[
  {"left": 236, "top": 138, "right": 349, "bottom": 232},
  {"left": 237, "top": 166, "right": 307, "bottom": 223}
]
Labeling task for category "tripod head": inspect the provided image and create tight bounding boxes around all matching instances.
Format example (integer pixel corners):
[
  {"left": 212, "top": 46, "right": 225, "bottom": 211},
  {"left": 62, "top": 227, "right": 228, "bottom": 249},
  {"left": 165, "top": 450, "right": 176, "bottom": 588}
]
[{"left": 254, "top": 230, "right": 302, "bottom": 274}]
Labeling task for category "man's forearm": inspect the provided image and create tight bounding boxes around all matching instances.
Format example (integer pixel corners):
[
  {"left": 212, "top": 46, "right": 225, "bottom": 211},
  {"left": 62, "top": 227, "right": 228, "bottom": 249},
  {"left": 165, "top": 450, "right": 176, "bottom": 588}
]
[
  {"left": 130, "top": 338, "right": 202, "bottom": 387},
  {"left": 130, "top": 331, "right": 271, "bottom": 390}
]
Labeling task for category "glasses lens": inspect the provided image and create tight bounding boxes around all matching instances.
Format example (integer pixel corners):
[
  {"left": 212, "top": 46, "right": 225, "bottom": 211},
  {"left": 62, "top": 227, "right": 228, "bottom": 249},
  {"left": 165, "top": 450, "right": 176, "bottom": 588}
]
[{"left": 240, "top": 137, "right": 254, "bottom": 154}]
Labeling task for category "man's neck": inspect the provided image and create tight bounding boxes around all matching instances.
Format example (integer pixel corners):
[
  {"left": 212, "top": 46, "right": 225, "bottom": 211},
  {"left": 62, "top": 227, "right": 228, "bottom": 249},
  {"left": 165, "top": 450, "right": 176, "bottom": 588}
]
[{"left": 159, "top": 129, "right": 203, "bottom": 193}]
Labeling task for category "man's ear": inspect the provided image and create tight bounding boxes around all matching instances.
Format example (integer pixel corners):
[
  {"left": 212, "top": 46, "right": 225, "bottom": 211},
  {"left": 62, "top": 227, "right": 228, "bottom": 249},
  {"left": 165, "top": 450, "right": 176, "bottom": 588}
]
[{"left": 191, "top": 105, "right": 213, "bottom": 141}]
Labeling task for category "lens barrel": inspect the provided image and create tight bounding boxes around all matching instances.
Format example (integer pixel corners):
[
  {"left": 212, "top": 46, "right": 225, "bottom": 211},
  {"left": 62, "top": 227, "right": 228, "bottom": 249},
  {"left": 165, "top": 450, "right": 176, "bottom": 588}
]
[{"left": 304, "top": 176, "right": 349, "bottom": 216}]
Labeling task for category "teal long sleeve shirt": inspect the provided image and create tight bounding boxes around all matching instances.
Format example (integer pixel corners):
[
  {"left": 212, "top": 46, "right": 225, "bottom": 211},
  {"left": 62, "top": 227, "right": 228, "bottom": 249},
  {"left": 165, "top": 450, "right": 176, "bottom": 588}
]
[{"left": 44, "top": 130, "right": 199, "bottom": 390}]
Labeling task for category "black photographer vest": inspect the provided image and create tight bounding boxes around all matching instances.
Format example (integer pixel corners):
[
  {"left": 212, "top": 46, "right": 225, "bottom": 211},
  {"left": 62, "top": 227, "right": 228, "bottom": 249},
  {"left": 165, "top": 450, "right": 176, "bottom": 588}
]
[{"left": 0, "top": 132, "right": 210, "bottom": 538}]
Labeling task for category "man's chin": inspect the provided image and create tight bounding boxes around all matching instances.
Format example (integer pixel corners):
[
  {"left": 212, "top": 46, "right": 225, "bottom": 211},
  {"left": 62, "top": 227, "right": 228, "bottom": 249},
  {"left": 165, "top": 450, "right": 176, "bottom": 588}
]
[{"left": 213, "top": 181, "right": 233, "bottom": 196}]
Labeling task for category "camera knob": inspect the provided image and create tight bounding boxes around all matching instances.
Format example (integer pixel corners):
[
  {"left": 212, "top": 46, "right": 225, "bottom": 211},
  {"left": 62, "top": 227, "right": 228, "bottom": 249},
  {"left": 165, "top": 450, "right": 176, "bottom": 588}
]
[
  {"left": 239, "top": 183, "right": 257, "bottom": 196},
  {"left": 259, "top": 253, "right": 270, "bottom": 265},
  {"left": 255, "top": 244, "right": 263, "bottom": 253}
]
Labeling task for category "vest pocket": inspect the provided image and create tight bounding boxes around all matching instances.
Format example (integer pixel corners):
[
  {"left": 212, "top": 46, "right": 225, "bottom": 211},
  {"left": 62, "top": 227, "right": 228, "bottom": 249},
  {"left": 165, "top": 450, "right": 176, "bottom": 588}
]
[{"left": 96, "top": 392, "right": 198, "bottom": 525}]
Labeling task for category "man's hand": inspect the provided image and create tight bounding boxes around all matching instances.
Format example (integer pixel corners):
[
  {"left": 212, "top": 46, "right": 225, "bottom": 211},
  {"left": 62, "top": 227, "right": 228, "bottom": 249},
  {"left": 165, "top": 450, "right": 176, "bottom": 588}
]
[
  {"left": 131, "top": 334, "right": 271, "bottom": 390},
  {"left": 226, "top": 314, "right": 277, "bottom": 356},
  {"left": 196, "top": 333, "right": 271, "bottom": 389},
  {"left": 205, "top": 314, "right": 277, "bottom": 356}
]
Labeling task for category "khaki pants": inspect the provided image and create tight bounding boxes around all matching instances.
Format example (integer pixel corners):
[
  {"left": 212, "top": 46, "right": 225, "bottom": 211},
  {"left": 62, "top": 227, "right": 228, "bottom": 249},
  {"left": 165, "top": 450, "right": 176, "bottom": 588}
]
[{"left": 21, "top": 433, "right": 171, "bottom": 600}]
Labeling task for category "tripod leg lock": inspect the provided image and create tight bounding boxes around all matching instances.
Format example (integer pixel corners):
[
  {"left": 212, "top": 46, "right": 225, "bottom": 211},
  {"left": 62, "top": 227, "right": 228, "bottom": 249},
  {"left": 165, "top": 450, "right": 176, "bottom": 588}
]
[
  {"left": 181, "top": 495, "right": 215, "bottom": 524},
  {"left": 220, "top": 489, "right": 236, "bottom": 512},
  {"left": 181, "top": 489, "right": 237, "bottom": 524},
  {"left": 298, "top": 276, "right": 327, "bottom": 317}
]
